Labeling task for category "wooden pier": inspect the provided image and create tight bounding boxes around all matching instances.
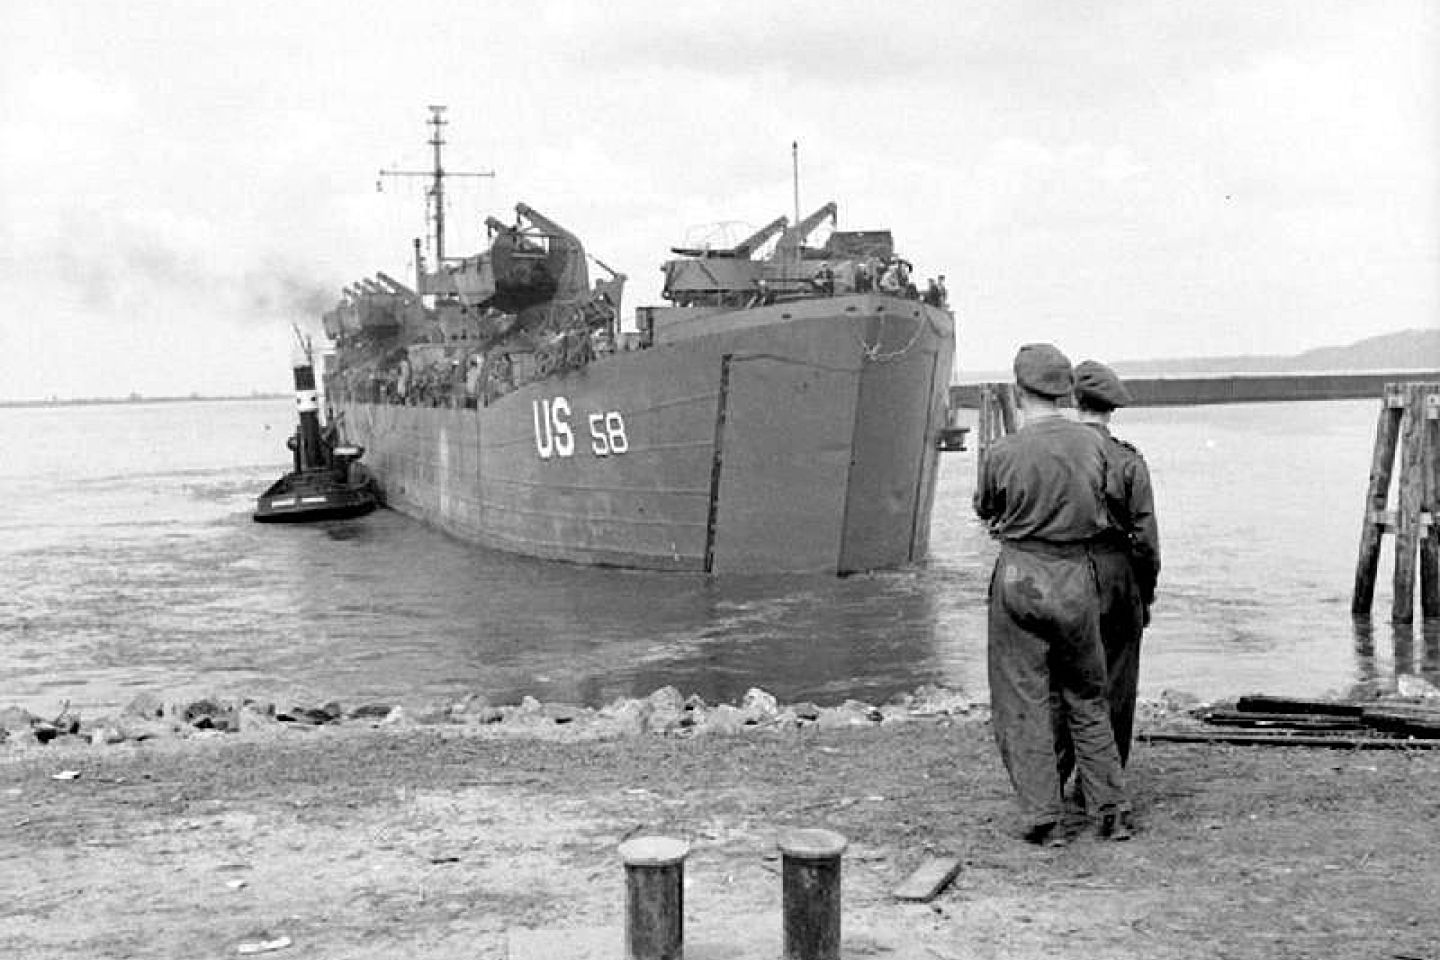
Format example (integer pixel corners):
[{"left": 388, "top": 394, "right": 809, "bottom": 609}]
[
  {"left": 1352, "top": 382, "right": 1440, "bottom": 624},
  {"left": 951, "top": 370, "right": 1440, "bottom": 410}
]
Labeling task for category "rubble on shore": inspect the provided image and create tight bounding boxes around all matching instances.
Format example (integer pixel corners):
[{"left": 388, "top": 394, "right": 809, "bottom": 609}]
[
  {"left": 6, "top": 674, "right": 1436, "bottom": 754},
  {"left": 0, "top": 684, "right": 986, "bottom": 750}
]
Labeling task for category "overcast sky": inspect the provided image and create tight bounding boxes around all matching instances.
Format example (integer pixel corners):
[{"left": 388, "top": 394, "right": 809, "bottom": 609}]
[{"left": 2, "top": 0, "right": 1436, "bottom": 399}]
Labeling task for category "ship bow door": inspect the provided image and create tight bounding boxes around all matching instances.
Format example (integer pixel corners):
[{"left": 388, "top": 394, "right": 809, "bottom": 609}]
[
  {"left": 706, "top": 355, "right": 861, "bottom": 574},
  {"left": 837, "top": 347, "right": 944, "bottom": 572}
]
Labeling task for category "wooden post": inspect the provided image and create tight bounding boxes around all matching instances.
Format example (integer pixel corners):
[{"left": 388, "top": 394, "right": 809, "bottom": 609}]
[
  {"left": 779, "top": 828, "right": 847, "bottom": 960},
  {"left": 1393, "top": 384, "right": 1426, "bottom": 623},
  {"left": 618, "top": 836, "right": 689, "bottom": 960},
  {"left": 977, "top": 382, "right": 1017, "bottom": 486},
  {"left": 997, "top": 381, "right": 1018, "bottom": 435},
  {"left": 1352, "top": 618, "right": 1376, "bottom": 678},
  {"left": 979, "top": 383, "right": 997, "bottom": 445},
  {"left": 1393, "top": 622, "right": 1416, "bottom": 675},
  {"left": 1353, "top": 384, "right": 1410, "bottom": 617},
  {"left": 976, "top": 384, "right": 995, "bottom": 486},
  {"left": 1421, "top": 391, "right": 1439, "bottom": 620},
  {"left": 1353, "top": 382, "right": 1440, "bottom": 623}
]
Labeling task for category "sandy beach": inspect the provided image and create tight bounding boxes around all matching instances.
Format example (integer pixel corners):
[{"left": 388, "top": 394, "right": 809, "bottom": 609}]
[{"left": 4, "top": 690, "right": 1438, "bottom": 959}]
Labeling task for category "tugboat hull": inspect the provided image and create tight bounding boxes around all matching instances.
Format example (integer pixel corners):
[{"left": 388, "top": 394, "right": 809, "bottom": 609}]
[{"left": 254, "top": 485, "right": 377, "bottom": 523}]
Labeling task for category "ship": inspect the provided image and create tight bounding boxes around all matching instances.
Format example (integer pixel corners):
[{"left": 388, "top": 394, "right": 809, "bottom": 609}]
[{"left": 319, "top": 109, "right": 956, "bottom": 574}]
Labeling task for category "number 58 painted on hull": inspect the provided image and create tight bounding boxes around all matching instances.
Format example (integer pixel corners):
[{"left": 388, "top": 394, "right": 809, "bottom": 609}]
[{"left": 533, "top": 396, "right": 629, "bottom": 460}]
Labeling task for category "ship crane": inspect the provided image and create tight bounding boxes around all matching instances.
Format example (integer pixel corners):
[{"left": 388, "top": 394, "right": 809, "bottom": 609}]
[
  {"left": 732, "top": 215, "right": 790, "bottom": 259},
  {"left": 669, "top": 215, "right": 790, "bottom": 259},
  {"left": 774, "top": 201, "right": 838, "bottom": 262}
]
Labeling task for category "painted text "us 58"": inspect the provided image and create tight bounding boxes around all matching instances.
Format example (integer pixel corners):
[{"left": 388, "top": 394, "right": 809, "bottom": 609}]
[{"left": 532, "top": 397, "right": 630, "bottom": 459}]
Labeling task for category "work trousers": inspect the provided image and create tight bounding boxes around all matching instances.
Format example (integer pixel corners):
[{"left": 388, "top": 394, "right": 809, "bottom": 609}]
[
  {"left": 987, "top": 541, "right": 1125, "bottom": 829},
  {"left": 1056, "top": 544, "right": 1147, "bottom": 782},
  {"left": 1095, "top": 546, "right": 1146, "bottom": 765}
]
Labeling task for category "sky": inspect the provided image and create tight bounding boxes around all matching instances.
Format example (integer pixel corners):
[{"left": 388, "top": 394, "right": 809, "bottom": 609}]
[{"left": 1, "top": 0, "right": 1436, "bottom": 400}]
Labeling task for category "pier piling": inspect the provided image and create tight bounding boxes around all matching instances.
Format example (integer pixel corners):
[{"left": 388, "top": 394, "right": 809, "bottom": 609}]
[
  {"left": 778, "top": 828, "right": 847, "bottom": 960},
  {"left": 1423, "top": 392, "right": 1440, "bottom": 621},
  {"left": 618, "top": 836, "right": 689, "bottom": 960},
  {"left": 1352, "top": 382, "right": 1440, "bottom": 623},
  {"left": 976, "top": 382, "right": 1017, "bottom": 481}
]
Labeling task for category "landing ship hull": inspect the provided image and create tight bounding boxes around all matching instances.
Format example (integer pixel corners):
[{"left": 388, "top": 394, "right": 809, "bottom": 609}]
[{"left": 330, "top": 295, "right": 953, "bottom": 573}]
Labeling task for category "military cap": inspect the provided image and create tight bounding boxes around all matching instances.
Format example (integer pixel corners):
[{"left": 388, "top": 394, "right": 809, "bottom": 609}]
[
  {"left": 1074, "top": 360, "right": 1133, "bottom": 410},
  {"left": 1012, "top": 343, "right": 1073, "bottom": 398}
]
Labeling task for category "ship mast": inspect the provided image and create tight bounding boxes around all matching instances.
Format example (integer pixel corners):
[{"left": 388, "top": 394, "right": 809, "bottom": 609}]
[
  {"left": 792, "top": 140, "right": 800, "bottom": 229},
  {"left": 378, "top": 105, "right": 494, "bottom": 271}
]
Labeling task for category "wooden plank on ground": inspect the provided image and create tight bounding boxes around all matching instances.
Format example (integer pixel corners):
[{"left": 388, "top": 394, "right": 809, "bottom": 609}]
[
  {"left": 1360, "top": 707, "right": 1440, "bottom": 737},
  {"left": 1141, "top": 731, "right": 1440, "bottom": 749},
  {"left": 1202, "top": 710, "right": 1365, "bottom": 730},
  {"left": 892, "top": 856, "right": 962, "bottom": 902},
  {"left": 1234, "top": 696, "right": 1364, "bottom": 717}
]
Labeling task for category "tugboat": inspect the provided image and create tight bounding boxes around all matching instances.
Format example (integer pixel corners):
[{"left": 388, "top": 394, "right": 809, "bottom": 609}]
[{"left": 254, "top": 332, "right": 377, "bottom": 523}]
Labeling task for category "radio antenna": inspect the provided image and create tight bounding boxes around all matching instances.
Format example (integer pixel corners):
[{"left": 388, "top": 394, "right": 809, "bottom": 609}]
[
  {"left": 378, "top": 106, "right": 494, "bottom": 265},
  {"left": 791, "top": 140, "right": 800, "bottom": 227}
]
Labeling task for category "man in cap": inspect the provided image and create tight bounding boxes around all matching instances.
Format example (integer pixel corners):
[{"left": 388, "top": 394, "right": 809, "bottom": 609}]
[
  {"left": 974, "top": 344, "right": 1129, "bottom": 844},
  {"left": 1055, "top": 360, "right": 1160, "bottom": 776},
  {"left": 812, "top": 261, "right": 835, "bottom": 295}
]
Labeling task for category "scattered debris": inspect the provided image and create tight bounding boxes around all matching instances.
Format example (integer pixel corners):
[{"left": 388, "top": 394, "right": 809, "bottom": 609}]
[
  {"left": 236, "top": 935, "right": 292, "bottom": 955},
  {"left": 893, "top": 856, "right": 962, "bottom": 902},
  {"left": 1175, "top": 692, "right": 1440, "bottom": 746},
  {"left": 1143, "top": 731, "right": 1440, "bottom": 750}
]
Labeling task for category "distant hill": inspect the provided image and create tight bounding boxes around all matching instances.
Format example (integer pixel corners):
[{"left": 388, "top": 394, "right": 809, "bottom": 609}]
[
  {"left": 0, "top": 393, "right": 287, "bottom": 409},
  {"left": 1285, "top": 328, "right": 1440, "bottom": 372},
  {"left": 959, "top": 328, "right": 1439, "bottom": 380},
  {"left": 1110, "top": 328, "right": 1440, "bottom": 377}
]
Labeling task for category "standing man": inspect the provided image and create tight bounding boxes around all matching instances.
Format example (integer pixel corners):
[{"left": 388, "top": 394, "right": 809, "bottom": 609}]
[
  {"left": 1073, "top": 361, "right": 1161, "bottom": 767},
  {"left": 975, "top": 344, "right": 1129, "bottom": 844}
]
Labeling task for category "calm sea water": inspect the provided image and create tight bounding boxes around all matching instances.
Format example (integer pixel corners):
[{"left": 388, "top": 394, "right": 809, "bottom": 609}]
[{"left": 1, "top": 397, "right": 1431, "bottom": 716}]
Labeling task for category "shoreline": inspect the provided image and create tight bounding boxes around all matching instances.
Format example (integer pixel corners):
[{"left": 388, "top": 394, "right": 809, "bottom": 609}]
[
  {"left": 7, "top": 674, "right": 1437, "bottom": 754},
  {"left": 2, "top": 683, "right": 1196, "bottom": 753}
]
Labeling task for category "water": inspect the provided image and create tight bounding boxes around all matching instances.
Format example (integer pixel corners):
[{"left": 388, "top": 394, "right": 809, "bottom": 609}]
[{"left": 1, "top": 397, "right": 1431, "bottom": 716}]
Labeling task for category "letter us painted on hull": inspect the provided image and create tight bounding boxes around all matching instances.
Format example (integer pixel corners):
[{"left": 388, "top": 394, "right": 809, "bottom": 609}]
[{"left": 532, "top": 396, "right": 629, "bottom": 459}]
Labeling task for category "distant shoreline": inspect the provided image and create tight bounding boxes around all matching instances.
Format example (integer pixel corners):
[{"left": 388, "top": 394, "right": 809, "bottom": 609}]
[{"left": 0, "top": 394, "right": 288, "bottom": 409}]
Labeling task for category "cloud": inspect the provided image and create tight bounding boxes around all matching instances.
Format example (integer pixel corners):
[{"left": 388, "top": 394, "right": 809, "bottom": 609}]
[{"left": 1, "top": 0, "right": 1435, "bottom": 394}]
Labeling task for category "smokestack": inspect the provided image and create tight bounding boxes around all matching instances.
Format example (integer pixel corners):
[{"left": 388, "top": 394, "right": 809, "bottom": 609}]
[{"left": 291, "top": 359, "right": 325, "bottom": 472}]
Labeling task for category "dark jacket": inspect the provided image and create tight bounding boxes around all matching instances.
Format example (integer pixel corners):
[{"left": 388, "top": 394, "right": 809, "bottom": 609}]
[
  {"left": 1091, "top": 424, "right": 1161, "bottom": 608},
  {"left": 974, "top": 415, "right": 1113, "bottom": 544}
]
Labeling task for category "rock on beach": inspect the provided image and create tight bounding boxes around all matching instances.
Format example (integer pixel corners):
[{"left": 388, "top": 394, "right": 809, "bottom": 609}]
[{"left": 0, "top": 684, "right": 996, "bottom": 753}]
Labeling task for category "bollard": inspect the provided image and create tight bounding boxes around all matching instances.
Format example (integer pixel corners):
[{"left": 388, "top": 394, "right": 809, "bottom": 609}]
[
  {"left": 618, "top": 835, "right": 690, "bottom": 960},
  {"left": 778, "top": 828, "right": 848, "bottom": 960}
]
